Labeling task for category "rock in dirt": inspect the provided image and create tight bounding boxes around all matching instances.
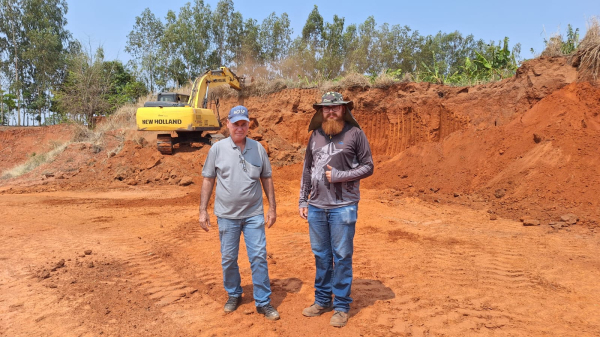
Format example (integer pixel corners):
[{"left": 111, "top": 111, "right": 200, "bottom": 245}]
[
  {"left": 560, "top": 214, "right": 578, "bottom": 225},
  {"left": 84, "top": 250, "right": 92, "bottom": 255},
  {"left": 522, "top": 219, "right": 541, "bottom": 226},
  {"left": 87, "top": 261, "right": 94, "bottom": 268},
  {"left": 550, "top": 221, "right": 567, "bottom": 229},
  {"left": 494, "top": 189, "right": 506, "bottom": 198},
  {"left": 147, "top": 158, "right": 161, "bottom": 170},
  {"left": 51, "top": 259, "right": 65, "bottom": 271},
  {"left": 490, "top": 214, "right": 498, "bottom": 220},
  {"left": 533, "top": 133, "right": 544, "bottom": 143},
  {"left": 168, "top": 177, "right": 181, "bottom": 185},
  {"left": 178, "top": 176, "right": 193, "bottom": 186},
  {"left": 39, "top": 270, "right": 51, "bottom": 279}
]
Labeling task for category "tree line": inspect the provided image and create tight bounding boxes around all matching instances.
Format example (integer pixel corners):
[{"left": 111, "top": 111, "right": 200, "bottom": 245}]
[
  {"left": 0, "top": 0, "right": 146, "bottom": 126},
  {"left": 128, "top": 1, "right": 523, "bottom": 91},
  {"left": 1, "top": 0, "right": 527, "bottom": 127}
]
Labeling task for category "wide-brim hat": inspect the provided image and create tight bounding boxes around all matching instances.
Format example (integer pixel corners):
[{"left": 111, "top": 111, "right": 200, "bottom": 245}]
[
  {"left": 312, "top": 91, "right": 354, "bottom": 111},
  {"left": 309, "top": 91, "right": 361, "bottom": 132}
]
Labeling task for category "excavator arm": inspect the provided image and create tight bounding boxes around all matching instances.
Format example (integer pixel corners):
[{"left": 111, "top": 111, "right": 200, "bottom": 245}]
[{"left": 189, "top": 67, "right": 242, "bottom": 110}]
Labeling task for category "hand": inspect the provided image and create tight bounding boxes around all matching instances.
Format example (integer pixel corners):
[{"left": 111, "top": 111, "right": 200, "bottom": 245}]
[
  {"left": 266, "top": 208, "right": 277, "bottom": 228},
  {"left": 299, "top": 207, "right": 308, "bottom": 220},
  {"left": 325, "top": 165, "right": 333, "bottom": 182},
  {"left": 198, "top": 210, "right": 211, "bottom": 232}
]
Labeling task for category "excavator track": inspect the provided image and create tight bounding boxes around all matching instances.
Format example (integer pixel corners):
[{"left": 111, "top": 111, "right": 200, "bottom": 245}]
[{"left": 157, "top": 134, "right": 173, "bottom": 155}]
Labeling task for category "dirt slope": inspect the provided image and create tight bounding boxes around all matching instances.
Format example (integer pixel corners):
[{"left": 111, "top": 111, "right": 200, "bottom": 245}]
[{"left": 367, "top": 81, "right": 600, "bottom": 224}]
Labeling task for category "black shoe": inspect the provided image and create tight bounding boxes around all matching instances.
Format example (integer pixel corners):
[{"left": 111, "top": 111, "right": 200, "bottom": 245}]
[
  {"left": 224, "top": 296, "right": 242, "bottom": 313},
  {"left": 256, "top": 303, "right": 280, "bottom": 321}
]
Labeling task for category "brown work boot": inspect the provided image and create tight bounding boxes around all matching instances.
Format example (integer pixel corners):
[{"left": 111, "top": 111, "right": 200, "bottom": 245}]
[
  {"left": 302, "top": 303, "right": 333, "bottom": 317},
  {"left": 330, "top": 311, "right": 348, "bottom": 327}
]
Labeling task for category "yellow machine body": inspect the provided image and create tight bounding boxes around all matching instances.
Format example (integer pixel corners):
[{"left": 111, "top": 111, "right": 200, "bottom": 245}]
[{"left": 136, "top": 107, "right": 221, "bottom": 132}]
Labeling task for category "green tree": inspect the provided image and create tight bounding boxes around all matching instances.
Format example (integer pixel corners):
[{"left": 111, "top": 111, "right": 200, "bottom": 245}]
[
  {"left": 239, "top": 18, "right": 263, "bottom": 72},
  {"left": 126, "top": 8, "right": 164, "bottom": 93},
  {"left": 177, "top": 0, "right": 212, "bottom": 79},
  {"left": 0, "top": 89, "right": 17, "bottom": 125},
  {"left": 210, "top": 0, "right": 234, "bottom": 67},
  {"left": 377, "top": 24, "right": 420, "bottom": 74},
  {"left": 160, "top": 10, "right": 187, "bottom": 87},
  {"left": 21, "top": 0, "right": 71, "bottom": 125},
  {"left": 103, "top": 60, "right": 148, "bottom": 112},
  {"left": 259, "top": 12, "right": 292, "bottom": 76},
  {"left": 226, "top": 11, "right": 244, "bottom": 67},
  {"left": 0, "top": 0, "right": 71, "bottom": 126},
  {"left": 349, "top": 16, "right": 378, "bottom": 75},
  {"left": 54, "top": 47, "right": 113, "bottom": 127},
  {"left": 0, "top": 0, "right": 25, "bottom": 125},
  {"left": 320, "top": 15, "right": 345, "bottom": 78},
  {"left": 289, "top": 5, "right": 323, "bottom": 78}
]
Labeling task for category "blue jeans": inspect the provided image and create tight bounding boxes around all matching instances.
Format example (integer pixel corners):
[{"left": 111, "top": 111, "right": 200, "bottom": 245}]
[
  {"left": 217, "top": 214, "right": 271, "bottom": 307},
  {"left": 307, "top": 204, "right": 357, "bottom": 313}
]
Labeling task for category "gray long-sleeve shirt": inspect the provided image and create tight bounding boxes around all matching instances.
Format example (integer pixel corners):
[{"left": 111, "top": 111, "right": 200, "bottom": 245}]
[{"left": 299, "top": 124, "right": 374, "bottom": 209}]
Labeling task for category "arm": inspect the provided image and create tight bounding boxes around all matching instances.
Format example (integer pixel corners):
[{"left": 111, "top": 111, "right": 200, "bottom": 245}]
[
  {"left": 299, "top": 135, "right": 314, "bottom": 219},
  {"left": 198, "top": 177, "right": 215, "bottom": 232},
  {"left": 260, "top": 176, "right": 276, "bottom": 228},
  {"left": 330, "top": 130, "right": 374, "bottom": 183}
]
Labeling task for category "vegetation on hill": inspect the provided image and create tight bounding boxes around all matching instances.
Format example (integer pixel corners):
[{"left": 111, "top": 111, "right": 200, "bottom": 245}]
[{"left": 0, "top": 0, "right": 597, "bottom": 127}]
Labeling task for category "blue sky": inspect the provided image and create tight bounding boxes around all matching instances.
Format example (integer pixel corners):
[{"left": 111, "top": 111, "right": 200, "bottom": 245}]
[{"left": 65, "top": 0, "right": 598, "bottom": 63}]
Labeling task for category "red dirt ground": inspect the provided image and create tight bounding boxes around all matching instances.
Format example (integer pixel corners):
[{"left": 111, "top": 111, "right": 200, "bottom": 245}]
[{"left": 1, "top": 57, "right": 600, "bottom": 336}]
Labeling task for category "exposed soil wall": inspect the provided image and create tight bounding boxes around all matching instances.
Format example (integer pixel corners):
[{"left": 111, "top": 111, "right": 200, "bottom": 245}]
[{"left": 1, "top": 57, "right": 597, "bottom": 226}]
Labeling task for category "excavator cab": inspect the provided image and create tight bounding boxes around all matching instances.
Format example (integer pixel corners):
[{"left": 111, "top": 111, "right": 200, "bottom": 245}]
[{"left": 142, "top": 93, "right": 190, "bottom": 108}]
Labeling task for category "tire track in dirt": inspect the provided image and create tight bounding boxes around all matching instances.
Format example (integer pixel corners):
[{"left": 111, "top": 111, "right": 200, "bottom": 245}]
[
  {"left": 0, "top": 209, "right": 116, "bottom": 336},
  {"left": 349, "top": 200, "right": 597, "bottom": 337}
]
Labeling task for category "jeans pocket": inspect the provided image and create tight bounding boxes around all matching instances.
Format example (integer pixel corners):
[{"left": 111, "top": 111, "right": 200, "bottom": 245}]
[{"left": 340, "top": 205, "right": 357, "bottom": 225}]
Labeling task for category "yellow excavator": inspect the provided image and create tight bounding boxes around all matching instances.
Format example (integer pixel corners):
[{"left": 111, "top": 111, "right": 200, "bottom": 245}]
[{"left": 136, "top": 67, "right": 242, "bottom": 154}]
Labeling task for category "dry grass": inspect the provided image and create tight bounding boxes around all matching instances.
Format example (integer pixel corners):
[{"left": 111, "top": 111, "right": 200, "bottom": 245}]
[
  {"left": 1, "top": 141, "right": 69, "bottom": 179},
  {"left": 541, "top": 34, "right": 565, "bottom": 57},
  {"left": 573, "top": 17, "right": 600, "bottom": 82},
  {"left": 338, "top": 72, "right": 370, "bottom": 89},
  {"left": 68, "top": 94, "right": 148, "bottom": 158},
  {"left": 209, "top": 85, "right": 239, "bottom": 99},
  {"left": 318, "top": 80, "right": 342, "bottom": 94},
  {"left": 240, "top": 78, "right": 288, "bottom": 97},
  {"left": 372, "top": 71, "right": 399, "bottom": 89}
]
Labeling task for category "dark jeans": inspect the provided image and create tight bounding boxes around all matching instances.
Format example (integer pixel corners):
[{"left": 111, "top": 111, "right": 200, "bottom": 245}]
[{"left": 307, "top": 204, "right": 357, "bottom": 313}]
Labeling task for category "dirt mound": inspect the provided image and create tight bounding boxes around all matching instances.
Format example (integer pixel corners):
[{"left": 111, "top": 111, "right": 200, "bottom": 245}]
[
  {"left": 366, "top": 81, "right": 600, "bottom": 224},
  {"left": 0, "top": 124, "right": 74, "bottom": 172},
  {"left": 1, "top": 57, "right": 594, "bottom": 225}
]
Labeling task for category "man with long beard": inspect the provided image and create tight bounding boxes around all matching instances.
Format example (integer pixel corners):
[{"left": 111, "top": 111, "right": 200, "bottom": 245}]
[{"left": 298, "top": 92, "right": 374, "bottom": 327}]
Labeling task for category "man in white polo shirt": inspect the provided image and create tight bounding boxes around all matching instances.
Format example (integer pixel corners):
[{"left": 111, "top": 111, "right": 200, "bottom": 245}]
[{"left": 198, "top": 105, "right": 279, "bottom": 320}]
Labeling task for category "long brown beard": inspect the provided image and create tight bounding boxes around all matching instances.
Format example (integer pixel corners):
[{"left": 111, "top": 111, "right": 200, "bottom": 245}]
[{"left": 322, "top": 119, "right": 345, "bottom": 135}]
